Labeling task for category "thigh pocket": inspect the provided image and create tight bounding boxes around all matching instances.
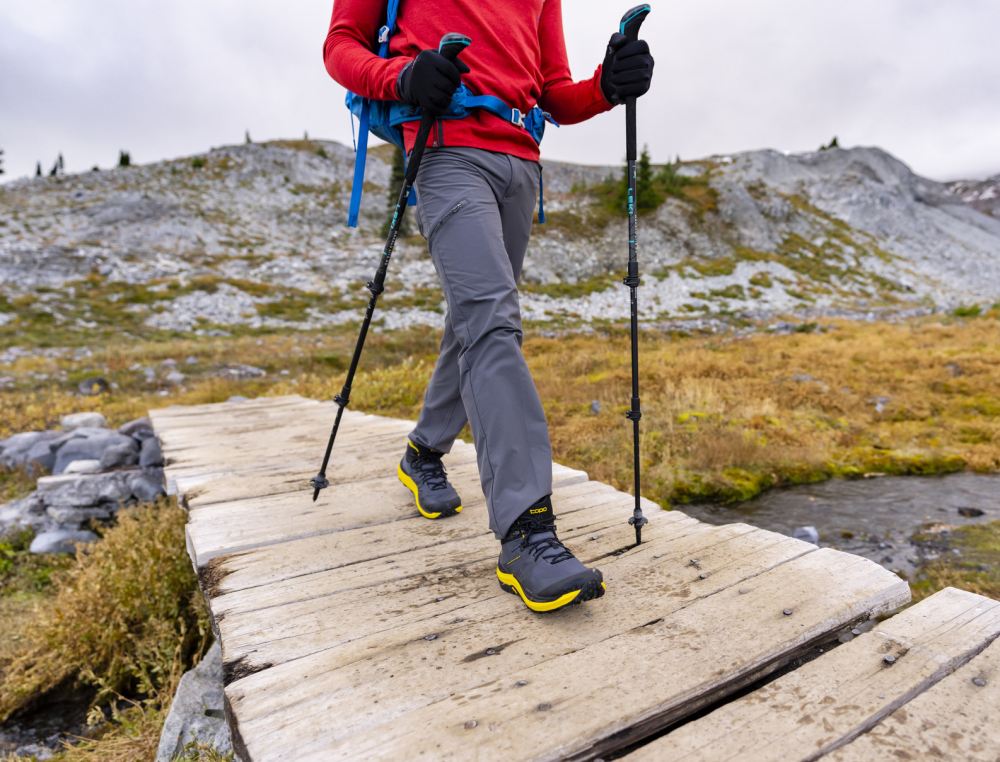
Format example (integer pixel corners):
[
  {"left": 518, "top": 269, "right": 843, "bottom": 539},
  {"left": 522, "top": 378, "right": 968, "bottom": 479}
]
[{"left": 426, "top": 200, "right": 468, "bottom": 243}]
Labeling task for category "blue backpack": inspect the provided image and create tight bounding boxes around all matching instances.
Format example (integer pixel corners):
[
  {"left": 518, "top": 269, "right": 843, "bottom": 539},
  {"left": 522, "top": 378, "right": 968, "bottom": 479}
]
[{"left": 343, "top": 0, "right": 557, "bottom": 227}]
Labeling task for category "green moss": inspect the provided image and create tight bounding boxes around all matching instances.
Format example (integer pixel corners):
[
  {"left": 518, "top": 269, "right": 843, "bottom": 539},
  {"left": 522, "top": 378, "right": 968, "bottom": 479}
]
[
  {"left": 749, "top": 271, "right": 773, "bottom": 288},
  {"left": 520, "top": 274, "right": 617, "bottom": 299},
  {"left": 953, "top": 304, "right": 983, "bottom": 318},
  {"left": 911, "top": 520, "right": 1000, "bottom": 602},
  {"left": 710, "top": 284, "right": 745, "bottom": 300}
]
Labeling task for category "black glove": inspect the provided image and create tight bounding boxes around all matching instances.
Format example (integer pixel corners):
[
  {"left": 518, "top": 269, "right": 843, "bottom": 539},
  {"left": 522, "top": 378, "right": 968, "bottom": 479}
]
[
  {"left": 397, "top": 49, "right": 470, "bottom": 116},
  {"left": 600, "top": 33, "right": 654, "bottom": 105}
]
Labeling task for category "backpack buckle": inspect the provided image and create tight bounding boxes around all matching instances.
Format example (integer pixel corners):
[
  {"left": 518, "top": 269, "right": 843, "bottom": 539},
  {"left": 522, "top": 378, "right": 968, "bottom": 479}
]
[
  {"left": 378, "top": 25, "right": 390, "bottom": 44},
  {"left": 510, "top": 108, "right": 525, "bottom": 128}
]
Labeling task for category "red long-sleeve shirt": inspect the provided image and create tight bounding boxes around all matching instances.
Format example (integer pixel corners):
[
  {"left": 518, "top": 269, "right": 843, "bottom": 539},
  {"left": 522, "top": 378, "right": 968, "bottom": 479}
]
[{"left": 323, "top": 0, "right": 613, "bottom": 162}]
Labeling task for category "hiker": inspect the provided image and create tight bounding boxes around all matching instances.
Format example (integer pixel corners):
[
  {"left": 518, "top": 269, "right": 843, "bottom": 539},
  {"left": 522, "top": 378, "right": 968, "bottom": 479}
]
[{"left": 324, "top": 1, "right": 654, "bottom": 612}]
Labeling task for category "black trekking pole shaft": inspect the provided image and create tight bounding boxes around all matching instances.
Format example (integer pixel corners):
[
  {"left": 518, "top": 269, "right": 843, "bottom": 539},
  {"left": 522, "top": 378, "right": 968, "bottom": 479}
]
[
  {"left": 619, "top": 5, "right": 650, "bottom": 545},
  {"left": 312, "top": 33, "right": 472, "bottom": 501}
]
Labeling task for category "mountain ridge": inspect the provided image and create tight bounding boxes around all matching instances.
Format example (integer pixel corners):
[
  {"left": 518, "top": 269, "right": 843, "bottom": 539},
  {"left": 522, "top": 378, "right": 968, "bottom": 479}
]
[{"left": 1, "top": 139, "right": 997, "bottom": 344}]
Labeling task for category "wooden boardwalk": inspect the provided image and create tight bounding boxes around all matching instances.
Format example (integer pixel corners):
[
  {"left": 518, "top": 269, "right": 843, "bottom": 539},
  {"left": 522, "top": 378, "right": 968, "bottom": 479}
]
[{"left": 151, "top": 395, "right": 1000, "bottom": 761}]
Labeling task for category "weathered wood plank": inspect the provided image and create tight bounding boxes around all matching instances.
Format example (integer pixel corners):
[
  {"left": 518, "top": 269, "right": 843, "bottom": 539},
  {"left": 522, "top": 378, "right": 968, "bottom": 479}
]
[
  {"left": 214, "top": 503, "right": 699, "bottom": 671},
  {"left": 149, "top": 396, "right": 921, "bottom": 762},
  {"left": 827, "top": 636, "right": 1000, "bottom": 762},
  {"left": 185, "top": 457, "right": 588, "bottom": 566},
  {"left": 626, "top": 587, "right": 1000, "bottom": 761},
  {"left": 207, "top": 486, "right": 667, "bottom": 610},
  {"left": 225, "top": 547, "right": 907, "bottom": 761}
]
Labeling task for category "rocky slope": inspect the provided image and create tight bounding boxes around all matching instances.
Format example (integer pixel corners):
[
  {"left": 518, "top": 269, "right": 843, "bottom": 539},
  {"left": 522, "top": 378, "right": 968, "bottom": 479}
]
[
  {"left": 1, "top": 139, "right": 998, "bottom": 340},
  {"left": 948, "top": 174, "right": 1000, "bottom": 220}
]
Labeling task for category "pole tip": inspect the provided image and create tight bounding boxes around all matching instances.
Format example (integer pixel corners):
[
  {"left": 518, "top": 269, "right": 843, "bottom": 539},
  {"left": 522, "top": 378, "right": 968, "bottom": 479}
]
[{"left": 310, "top": 474, "right": 329, "bottom": 501}]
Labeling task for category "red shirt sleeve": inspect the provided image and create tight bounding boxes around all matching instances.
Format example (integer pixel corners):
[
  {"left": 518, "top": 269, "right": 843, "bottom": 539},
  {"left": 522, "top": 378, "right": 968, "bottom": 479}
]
[
  {"left": 323, "top": 0, "right": 412, "bottom": 101},
  {"left": 537, "top": 0, "right": 614, "bottom": 124}
]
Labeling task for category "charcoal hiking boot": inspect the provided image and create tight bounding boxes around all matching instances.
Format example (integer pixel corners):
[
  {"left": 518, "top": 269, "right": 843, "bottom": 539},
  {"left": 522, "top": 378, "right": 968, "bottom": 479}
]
[
  {"left": 397, "top": 440, "right": 463, "bottom": 519},
  {"left": 496, "top": 496, "right": 605, "bottom": 612}
]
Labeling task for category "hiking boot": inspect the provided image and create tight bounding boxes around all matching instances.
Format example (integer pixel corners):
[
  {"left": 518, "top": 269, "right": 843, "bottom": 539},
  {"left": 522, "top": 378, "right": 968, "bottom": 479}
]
[
  {"left": 496, "top": 496, "right": 605, "bottom": 612},
  {"left": 397, "top": 440, "right": 463, "bottom": 519}
]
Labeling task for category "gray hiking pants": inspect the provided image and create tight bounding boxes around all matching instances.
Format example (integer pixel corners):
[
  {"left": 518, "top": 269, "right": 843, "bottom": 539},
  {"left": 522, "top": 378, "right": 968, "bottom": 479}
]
[{"left": 408, "top": 147, "right": 552, "bottom": 540}]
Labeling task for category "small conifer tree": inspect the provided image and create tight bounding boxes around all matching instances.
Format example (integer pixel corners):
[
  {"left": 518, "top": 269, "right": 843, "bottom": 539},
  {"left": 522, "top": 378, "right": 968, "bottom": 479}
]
[
  {"left": 245, "top": 130, "right": 252, "bottom": 144},
  {"left": 0, "top": 148, "right": 5, "bottom": 176},
  {"left": 35, "top": 161, "right": 42, "bottom": 177},
  {"left": 118, "top": 150, "right": 131, "bottom": 167},
  {"left": 382, "top": 146, "right": 410, "bottom": 238}
]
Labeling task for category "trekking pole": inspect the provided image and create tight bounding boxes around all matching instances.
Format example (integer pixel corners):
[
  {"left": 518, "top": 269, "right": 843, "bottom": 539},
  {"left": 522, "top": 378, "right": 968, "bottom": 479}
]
[
  {"left": 619, "top": 4, "right": 651, "bottom": 544},
  {"left": 311, "top": 33, "right": 472, "bottom": 501}
]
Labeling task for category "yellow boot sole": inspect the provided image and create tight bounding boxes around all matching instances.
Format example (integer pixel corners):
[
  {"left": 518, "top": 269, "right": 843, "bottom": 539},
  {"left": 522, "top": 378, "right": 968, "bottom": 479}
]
[{"left": 397, "top": 463, "right": 463, "bottom": 520}]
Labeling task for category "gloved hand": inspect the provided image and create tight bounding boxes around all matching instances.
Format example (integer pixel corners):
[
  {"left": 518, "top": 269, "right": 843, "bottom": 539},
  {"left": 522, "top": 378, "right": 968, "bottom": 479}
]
[
  {"left": 397, "top": 49, "right": 470, "bottom": 116},
  {"left": 600, "top": 33, "right": 654, "bottom": 105}
]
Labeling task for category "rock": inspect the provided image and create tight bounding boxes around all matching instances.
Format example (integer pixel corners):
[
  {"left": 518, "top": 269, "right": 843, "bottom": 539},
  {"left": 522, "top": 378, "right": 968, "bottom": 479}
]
[
  {"left": 869, "top": 395, "right": 891, "bottom": 414},
  {"left": 185, "top": 355, "right": 198, "bottom": 365},
  {"left": 216, "top": 363, "right": 266, "bottom": 380},
  {"left": 29, "top": 529, "right": 99, "bottom": 554},
  {"left": 958, "top": 506, "right": 985, "bottom": 518},
  {"left": 130, "top": 469, "right": 166, "bottom": 502},
  {"left": 98, "top": 439, "right": 141, "bottom": 470},
  {"left": 139, "top": 437, "right": 164, "bottom": 468},
  {"left": 36, "top": 471, "right": 134, "bottom": 508},
  {"left": 791, "top": 373, "right": 817, "bottom": 383},
  {"left": 52, "top": 432, "right": 138, "bottom": 474},
  {"left": 226, "top": 395, "right": 248, "bottom": 403},
  {"left": 0, "top": 493, "right": 48, "bottom": 531},
  {"left": 0, "top": 430, "right": 61, "bottom": 469},
  {"left": 155, "top": 642, "right": 232, "bottom": 762},
  {"left": 77, "top": 377, "right": 110, "bottom": 396},
  {"left": 165, "top": 370, "right": 186, "bottom": 385},
  {"left": 590, "top": 400, "right": 601, "bottom": 414},
  {"left": 944, "top": 362, "right": 964, "bottom": 377},
  {"left": 118, "top": 416, "right": 153, "bottom": 438},
  {"left": 60, "top": 412, "right": 107, "bottom": 430},
  {"left": 63, "top": 459, "right": 102, "bottom": 474},
  {"left": 24, "top": 438, "right": 60, "bottom": 472},
  {"left": 792, "top": 525, "right": 820, "bottom": 545},
  {"left": 46, "top": 505, "right": 117, "bottom": 526}
]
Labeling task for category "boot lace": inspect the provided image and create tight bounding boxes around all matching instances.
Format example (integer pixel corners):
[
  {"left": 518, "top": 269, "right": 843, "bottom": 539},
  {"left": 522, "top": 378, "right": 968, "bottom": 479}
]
[
  {"left": 519, "top": 520, "right": 574, "bottom": 564},
  {"left": 412, "top": 452, "right": 449, "bottom": 491}
]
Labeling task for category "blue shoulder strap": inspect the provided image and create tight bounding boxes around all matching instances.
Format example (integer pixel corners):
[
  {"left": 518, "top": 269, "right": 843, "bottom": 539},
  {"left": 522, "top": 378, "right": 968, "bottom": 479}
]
[{"left": 347, "top": 0, "right": 402, "bottom": 228}]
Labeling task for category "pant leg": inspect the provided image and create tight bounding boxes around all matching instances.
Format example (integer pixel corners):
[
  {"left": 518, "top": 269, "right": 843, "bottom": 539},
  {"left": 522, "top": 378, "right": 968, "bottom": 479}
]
[
  {"left": 410, "top": 153, "right": 538, "bottom": 454},
  {"left": 412, "top": 147, "right": 552, "bottom": 540},
  {"left": 409, "top": 317, "right": 466, "bottom": 454}
]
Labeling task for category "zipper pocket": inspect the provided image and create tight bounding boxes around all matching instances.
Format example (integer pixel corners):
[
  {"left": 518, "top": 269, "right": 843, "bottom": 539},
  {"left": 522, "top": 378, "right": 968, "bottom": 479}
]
[{"left": 427, "top": 199, "right": 467, "bottom": 240}]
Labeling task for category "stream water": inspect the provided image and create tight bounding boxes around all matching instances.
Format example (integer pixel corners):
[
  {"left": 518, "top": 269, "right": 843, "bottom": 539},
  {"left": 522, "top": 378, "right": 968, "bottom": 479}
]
[{"left": 679, "top": 473, "right": 1000, "bottom": 578}]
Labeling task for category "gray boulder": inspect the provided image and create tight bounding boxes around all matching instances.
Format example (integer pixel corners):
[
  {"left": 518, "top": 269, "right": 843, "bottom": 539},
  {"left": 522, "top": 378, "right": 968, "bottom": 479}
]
[
  {"left": 118, "top": 416, "right": 154, "bottom": 438},
  {"left": 53, "top": 432, "right": 136, "bottom": 474},
  {"left": 77, "top": 377, "right": 110, "bottom": 396},
  {"left": 156, "top": 642, "right": 232, "bottom": 762},
  {"left": 130, "top": 469, "right": 166, "bottom": 502},
  {"left": 63, "top": 459, "right": 102, "bottom": 474},
  {"left": 29, "top": 529, "right": 99, "bottom": 554},
  {"left": 139, "top": 437, "right": 164, "bottom": 468},
  {"left": 24, "top": 437, "right": 61, "bottom": 472},
  {"left": 792, "top": 525, "right": 820, "bottom": 545},
  {"left": 0, "top": 431, "right": 60, "bottom": 469},
  {"left": 36, "top": 471, "right": 134, "bottom": 508},
  {"left": 98, "top": 439, "right": 140, "bottom": 470},
  {"left": 60, "top": 412, "right": 107, "bottom": 430},
  {"left": 0, "top": 493, "right": 48, "bottom": 532},
  {"left": 46, "top": 505, "right": 117, "bottom": 527}
]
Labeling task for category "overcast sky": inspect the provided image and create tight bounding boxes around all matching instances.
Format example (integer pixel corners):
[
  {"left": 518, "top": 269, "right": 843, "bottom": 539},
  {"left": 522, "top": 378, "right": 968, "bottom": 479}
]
[{"left": 2, "top": 1, "right": 998, "bottom": 183}]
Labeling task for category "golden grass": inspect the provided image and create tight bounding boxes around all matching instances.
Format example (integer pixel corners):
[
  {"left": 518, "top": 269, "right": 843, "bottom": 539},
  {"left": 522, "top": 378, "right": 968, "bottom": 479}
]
[
  {"left": 0, "top": 500, "right": 210, "bottom": 723},
  {"left": 2, "top": 316, "right": 997, "bottom": 506}
]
